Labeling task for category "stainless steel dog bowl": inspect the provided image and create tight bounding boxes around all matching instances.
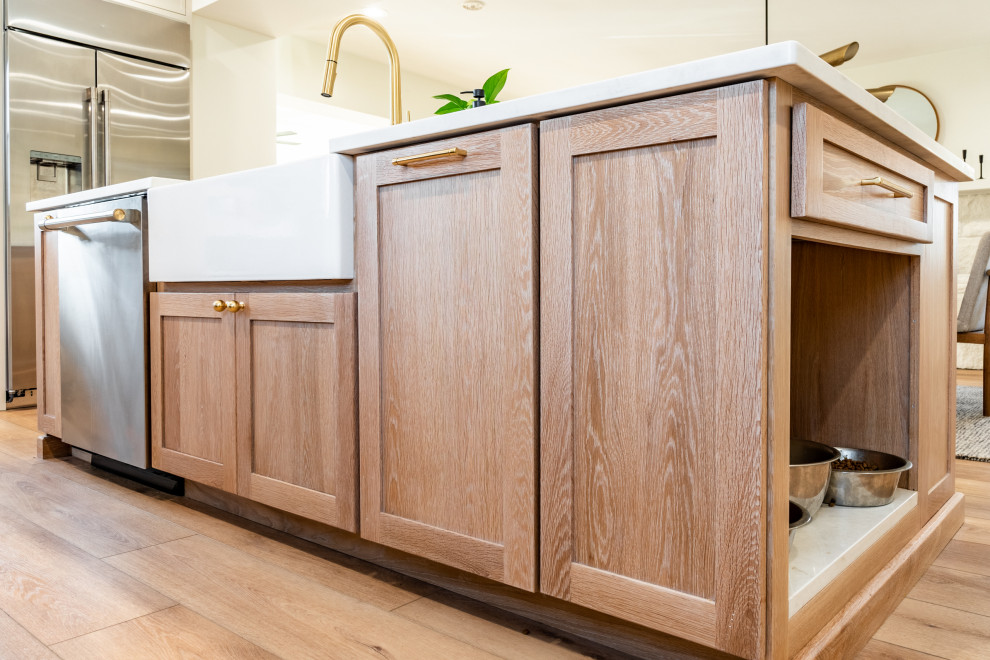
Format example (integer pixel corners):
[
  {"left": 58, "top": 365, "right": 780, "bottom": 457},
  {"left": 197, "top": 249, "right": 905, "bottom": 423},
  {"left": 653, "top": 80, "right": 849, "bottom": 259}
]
[
  {"left": 826, "top": 447, "right": 913, "bottom": 507},
  {"left": 789, "top": 500, "right": 811, "bottom": 547},
  {"left": 790, "top": 439, "right": 841, "bottom": 516}
]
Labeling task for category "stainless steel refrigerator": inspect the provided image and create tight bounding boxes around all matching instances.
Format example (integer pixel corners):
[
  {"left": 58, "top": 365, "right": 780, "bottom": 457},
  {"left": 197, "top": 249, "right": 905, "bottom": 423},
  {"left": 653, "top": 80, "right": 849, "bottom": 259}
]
[{"left": 3, "top": 0, "right": 190, "bottom": 407}]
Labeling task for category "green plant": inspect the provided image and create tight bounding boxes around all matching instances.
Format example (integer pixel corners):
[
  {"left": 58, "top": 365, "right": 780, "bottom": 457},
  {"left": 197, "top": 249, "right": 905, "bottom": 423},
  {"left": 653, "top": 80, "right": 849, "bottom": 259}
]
[{"left": 433, "top": 69, "right": 509, "bottom": 115}]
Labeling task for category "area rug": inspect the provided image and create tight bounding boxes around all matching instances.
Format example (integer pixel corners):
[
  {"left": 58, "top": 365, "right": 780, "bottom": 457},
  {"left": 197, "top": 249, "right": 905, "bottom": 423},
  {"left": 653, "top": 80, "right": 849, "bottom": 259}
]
[{"left": 957, "top": 386, "right": 990, "bottom": 462}]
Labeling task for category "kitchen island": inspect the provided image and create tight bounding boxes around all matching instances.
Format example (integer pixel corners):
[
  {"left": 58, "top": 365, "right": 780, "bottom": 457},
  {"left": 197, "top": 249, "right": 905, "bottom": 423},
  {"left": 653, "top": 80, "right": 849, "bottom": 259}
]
[{"left": 36, "top": 41, "right": 970, "bottom": 659}]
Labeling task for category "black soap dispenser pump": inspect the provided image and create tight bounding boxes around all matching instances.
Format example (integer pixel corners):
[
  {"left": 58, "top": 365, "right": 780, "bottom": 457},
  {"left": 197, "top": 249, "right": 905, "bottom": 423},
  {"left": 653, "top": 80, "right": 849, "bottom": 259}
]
[{"left": 461, "top": 89, "right": 486, "bottom": 108}]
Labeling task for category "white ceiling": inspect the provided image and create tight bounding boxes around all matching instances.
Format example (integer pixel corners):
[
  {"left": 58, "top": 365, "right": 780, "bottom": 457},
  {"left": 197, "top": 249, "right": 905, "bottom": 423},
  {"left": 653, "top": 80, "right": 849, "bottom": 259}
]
[{"left": 195, "top": 0, "right": 990, "bottom": 99}]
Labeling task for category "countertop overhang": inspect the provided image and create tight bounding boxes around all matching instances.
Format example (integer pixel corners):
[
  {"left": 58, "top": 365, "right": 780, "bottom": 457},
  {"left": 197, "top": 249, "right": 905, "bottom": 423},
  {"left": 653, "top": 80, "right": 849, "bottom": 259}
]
[
  {"left": 26, "top": 177, "right": 185, "bottom": 213},
  {"left": 329, "top": 41, "right": 972, "bottom": 182}
]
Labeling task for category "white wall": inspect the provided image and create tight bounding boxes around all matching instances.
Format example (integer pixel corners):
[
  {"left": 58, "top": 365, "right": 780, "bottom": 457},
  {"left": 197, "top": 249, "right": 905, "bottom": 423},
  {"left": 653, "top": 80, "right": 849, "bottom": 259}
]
[
  {"left": 275, "top": 36, "right": 468, "bottom": 124},
  {"left": 843, "top": 43, "right": 990, "bottom": 190},
  {"left": 190, "top": 24, "right": 465, "bottom": 177},
  {"left": 190, "top": 17, "right": 277, "bottom": 178}
]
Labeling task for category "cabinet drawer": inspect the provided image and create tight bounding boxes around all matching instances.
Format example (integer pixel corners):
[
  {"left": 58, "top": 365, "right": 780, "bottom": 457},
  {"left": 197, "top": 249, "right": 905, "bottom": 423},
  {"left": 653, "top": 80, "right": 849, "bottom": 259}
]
[
  {"left": 792, "top": 102, "right": 935, "bottom": 243},
  {"left": 371, "top": 128, "right": 508, "bottom": 186}
]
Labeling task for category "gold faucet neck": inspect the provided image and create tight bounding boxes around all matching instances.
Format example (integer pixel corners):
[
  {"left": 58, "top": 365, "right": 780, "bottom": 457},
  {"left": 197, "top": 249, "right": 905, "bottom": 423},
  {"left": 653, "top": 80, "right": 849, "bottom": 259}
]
[{"left": 322, "top": 14, "right": 402, "bottom": 125}]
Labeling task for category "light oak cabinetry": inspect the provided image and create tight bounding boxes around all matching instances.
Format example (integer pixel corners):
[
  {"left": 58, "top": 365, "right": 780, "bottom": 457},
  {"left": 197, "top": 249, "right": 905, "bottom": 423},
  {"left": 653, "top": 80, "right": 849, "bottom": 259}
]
[
  {"left": 354, "top": 125, "right": 539, "bottom": 590},
  {"left": 76, "top": 75, "right": 961, "bottom": 659},
  {"left": 34, "top": 227, "right": 60, "bottom": 437},
  {"left": 540, "top": 83, "right": 767, "bottom": 657},
  {"left": 150, "top": 293, "right": 237, "bottom": 490},
  {"left": 150, "top": 291, "right": 358, "bottom": 531}
]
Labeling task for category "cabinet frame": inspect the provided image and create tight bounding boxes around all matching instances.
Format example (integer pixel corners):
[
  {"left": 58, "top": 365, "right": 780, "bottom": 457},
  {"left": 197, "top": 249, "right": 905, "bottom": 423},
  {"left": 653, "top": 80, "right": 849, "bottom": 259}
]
[
  {"left": 234, "top": 292, "right": 358, "bottom": 531},
  {"left": 150, "top": 292, "right": 238, "bottom": 491},
  {"left": 35, "top": 225, "right": 61, "bottom": 436},
  {"left": 539, "top": 82, "right": 769, "bottom": 657},
  {"left": 151, "top": 290, "right": 358, "bottom": 531},
  {"left": 355, "top": 124, "right": 540, "bottom": 591}
]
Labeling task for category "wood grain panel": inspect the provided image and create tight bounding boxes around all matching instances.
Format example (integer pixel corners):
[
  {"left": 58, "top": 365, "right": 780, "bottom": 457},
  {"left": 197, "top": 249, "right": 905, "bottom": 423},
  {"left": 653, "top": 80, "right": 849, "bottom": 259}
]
[
  {"left": 766, "top": 78, "right": 794, "bottom": 660},
  {"left": 540, "top": 82, "right": 767, "bottom": 657},
  {"left": 150, "top": 293, "right": 237, "bottom": 492},
  {"left": 375, "top": 130, "right": 502, "bottom": 185},
  {"left": 250, "top": 317, "right": 337, "bottom": 490},
  {"left": 34, "top": 227, "right": 60, "bottom": 437},
  {"left": 567, "top": 88, "right": 717, "bottom": 154},
  {"left": 790, "top": 241, "right": 916, "bottom": 464},
  {"left": 788, "top": 506, "right": 922, "bottom": 654},
  {"left": 0, "top": 504, "right": 174, "bottom": 645},
  {"left": 919, "top": 192, "right": 955, "bottom": 518},
  {"left": 792, "top": 102, "right": 935, "bottom": 243},
  {"left": 538, "top": 111, "right": 577, "bottom": 602},
  {"left": 792, "top": 493, "right": 964, "bottom": 659},
  {"left": 570, "top": 137, "right": 718, "bottom": 597},
  {"left": 237, "top": 292, "right": 358, "bottom": 531},
  {"left": 379, "top": 513, "right": 506, "bottom": 582},
  {"left": 790, "top": 219, "right": 923, "bottom": 256},
  {"left": 50, "top": 606, "right": 278, "bottom": 660},
  {"left": 712, "top": 81, "right": 768, "bottom": 658},
  {"left": 820, "top": 143, "right": 925, "bottom": 221},
  {"left": 378, "top": 170, "right": 506, "bottom": 543},
  {"left": 357, "top": 124, "right": 538, "bottom": 590},
  {"left": 569, "top": 563, "right": 716, "bottom": 648}
]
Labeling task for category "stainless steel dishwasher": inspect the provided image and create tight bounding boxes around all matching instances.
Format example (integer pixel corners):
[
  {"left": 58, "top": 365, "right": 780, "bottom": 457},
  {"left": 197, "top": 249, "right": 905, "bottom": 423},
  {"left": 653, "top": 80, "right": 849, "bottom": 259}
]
[{"left": 38, "top": 195, "right": 149, "bottom": 468}]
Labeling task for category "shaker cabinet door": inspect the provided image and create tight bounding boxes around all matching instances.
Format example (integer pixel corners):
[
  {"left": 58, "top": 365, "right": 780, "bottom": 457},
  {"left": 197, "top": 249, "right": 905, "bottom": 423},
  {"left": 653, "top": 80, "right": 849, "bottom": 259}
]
[
  {"left": 235, "top": 293, "right": 358, "bottom": 532},
  {"left": 150, "top": 293, "right": 238, "bottom": 492},
  {"left": 540, "top": 82, "right": 768, "bottom": 657},
  {"left": 356, "top": 125, "right": 539, "bottom": 590}
]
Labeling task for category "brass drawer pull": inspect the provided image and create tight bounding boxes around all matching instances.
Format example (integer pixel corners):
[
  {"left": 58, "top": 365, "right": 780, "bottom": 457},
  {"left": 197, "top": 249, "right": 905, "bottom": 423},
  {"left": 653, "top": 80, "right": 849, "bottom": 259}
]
[
  {"left": 226, "top": 300, "right": 246, "bottom": 313},
  {"left": 212, "top": 300, "right": 226, "bottom": 312},
  {"left": 859, "top": 176, "right": 913, "bottom": 199},
  {"left": 392, "top": 147, "right": 467, "bottom": 167}
]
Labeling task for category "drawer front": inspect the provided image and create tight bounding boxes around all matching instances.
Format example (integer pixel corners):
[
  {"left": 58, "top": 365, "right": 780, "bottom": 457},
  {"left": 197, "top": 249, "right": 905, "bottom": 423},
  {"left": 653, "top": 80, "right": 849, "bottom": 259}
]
[
  {"left": 371, "top": 128, "right": 506, "bottom": 186},
  {"left": 792, "top": 102, "right": 935, "bottom": 243}
]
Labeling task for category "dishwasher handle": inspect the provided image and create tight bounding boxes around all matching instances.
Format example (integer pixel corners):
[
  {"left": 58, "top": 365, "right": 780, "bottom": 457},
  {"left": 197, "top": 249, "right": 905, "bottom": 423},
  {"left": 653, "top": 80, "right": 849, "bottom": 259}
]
[{"left": 39, "top": 208, "right": 140, "bottom": 231}]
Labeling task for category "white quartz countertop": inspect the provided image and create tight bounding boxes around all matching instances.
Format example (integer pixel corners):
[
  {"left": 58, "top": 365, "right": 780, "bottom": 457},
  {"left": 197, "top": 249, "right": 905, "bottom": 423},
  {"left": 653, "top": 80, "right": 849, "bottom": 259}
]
[
  {"left": 26, "top": 177, "right": 185, "bottom": 212},
  {"left": 329, "top": 41, "right": 971, "bottom": 182}
]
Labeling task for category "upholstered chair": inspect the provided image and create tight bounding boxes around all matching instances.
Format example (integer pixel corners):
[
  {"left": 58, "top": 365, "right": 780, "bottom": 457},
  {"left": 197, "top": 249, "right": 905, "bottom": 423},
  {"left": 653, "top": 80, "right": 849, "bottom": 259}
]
[{"left": 958, "top": 232, "right": 990, "bottom": 415}]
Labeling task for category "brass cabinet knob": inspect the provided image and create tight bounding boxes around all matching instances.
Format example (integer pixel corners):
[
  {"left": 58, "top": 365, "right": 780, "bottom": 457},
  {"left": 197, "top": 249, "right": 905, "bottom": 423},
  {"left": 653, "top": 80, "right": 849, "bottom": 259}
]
[
  {"left": 212, "top": 300, "right": 226, "bottom": 312},
  {"left": 226, "top": 300, "right": 246, "bottom": 313}
]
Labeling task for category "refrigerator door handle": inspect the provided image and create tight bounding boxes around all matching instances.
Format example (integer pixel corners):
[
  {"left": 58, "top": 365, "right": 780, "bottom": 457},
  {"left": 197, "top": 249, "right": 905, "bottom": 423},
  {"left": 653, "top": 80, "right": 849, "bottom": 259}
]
[
  {"left": 87, "top": 87, "right": 99, "bottom": 189},
  {"left": 101, "top": 87, "right": 112, "bottom": 186}
]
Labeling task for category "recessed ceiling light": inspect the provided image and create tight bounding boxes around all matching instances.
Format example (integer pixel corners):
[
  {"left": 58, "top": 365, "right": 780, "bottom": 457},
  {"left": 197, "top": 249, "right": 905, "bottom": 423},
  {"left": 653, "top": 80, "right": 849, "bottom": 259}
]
[
  {"left": 463, "top": 0, "right": 485, "bottom": 10},
  {"left": 361, "top": 6, "right": 388, "bottom": 20}
]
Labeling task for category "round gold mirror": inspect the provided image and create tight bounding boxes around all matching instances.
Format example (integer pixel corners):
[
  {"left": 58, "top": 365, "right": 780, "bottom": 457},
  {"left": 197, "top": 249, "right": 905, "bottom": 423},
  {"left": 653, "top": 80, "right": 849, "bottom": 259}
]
[{"left": 868, "top": 84, "right": 940, "bottom": 141}]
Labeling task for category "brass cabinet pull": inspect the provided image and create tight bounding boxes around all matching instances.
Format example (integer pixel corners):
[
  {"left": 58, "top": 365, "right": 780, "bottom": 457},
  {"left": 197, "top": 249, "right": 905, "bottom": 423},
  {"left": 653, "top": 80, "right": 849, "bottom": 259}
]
[
  {"left": 212, "top": 300, "right": 226, "bottom": 312},
  {"left": 392, "top": 147, "right": 467, "bottom": 167},
  {"left": 226, "top": 300, "right": 246, "bottom": 313},
  {"left": 859, "top": 176, "right": 913, "bottom": 198}
]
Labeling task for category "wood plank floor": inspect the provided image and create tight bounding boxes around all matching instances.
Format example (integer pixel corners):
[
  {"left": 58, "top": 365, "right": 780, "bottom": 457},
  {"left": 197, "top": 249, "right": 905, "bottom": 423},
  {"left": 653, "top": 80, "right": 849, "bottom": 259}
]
[
  {"left": 0, "top": 410, "right": 633, "bottom": 660},
  {"left": 857, "top": 369, "right": 990, "bottom": 659},
  {"left": 1, "top": 375, "right": 988, "bottom": 658}
]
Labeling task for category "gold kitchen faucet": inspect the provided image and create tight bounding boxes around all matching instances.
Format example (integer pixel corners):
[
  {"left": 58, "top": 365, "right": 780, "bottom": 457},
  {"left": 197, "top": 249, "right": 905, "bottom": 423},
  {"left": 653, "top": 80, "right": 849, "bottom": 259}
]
[{"left": 321, "top": 14, "right": 402, "bottom": 125}]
